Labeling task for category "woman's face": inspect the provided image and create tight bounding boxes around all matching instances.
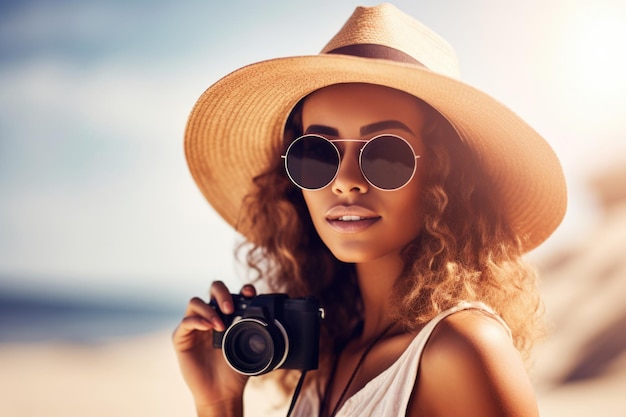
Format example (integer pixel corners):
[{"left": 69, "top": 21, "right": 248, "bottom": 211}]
[{"left": 299, "top": 83, "right": 427, "bottom": 264}]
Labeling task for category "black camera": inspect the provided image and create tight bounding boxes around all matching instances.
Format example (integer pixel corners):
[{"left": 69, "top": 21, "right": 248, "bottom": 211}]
[{"left": 211, "top": 293, "right": 323, "bottom": 376}]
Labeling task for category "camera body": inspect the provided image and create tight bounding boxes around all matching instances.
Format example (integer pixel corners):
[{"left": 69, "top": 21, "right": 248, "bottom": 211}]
[{"left": 212, "top": 293, "right": 322, "bottom": 376}]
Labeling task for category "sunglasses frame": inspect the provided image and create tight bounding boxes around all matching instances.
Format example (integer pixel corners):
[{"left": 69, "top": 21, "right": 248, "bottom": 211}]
[{"left": 282, "top": 133, "right": 421, "bottom": 191}]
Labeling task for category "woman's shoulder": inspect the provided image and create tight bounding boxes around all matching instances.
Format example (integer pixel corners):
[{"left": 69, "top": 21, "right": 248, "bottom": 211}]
[
  {"left": 408, "top": 309, "right": 539, "bottom": 417},
  {"left": 428, "top": 307, "right": 513, "bottom": 356}
]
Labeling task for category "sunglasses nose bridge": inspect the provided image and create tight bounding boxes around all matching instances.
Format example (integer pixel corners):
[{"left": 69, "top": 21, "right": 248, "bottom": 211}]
[{"left": 331, "top": 141, "right": 370, "bottom": 193}]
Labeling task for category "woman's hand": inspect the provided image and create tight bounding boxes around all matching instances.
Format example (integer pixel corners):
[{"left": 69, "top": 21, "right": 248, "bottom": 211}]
[{"left": 172, "top": 281, "right": 257, "bottom": 416}]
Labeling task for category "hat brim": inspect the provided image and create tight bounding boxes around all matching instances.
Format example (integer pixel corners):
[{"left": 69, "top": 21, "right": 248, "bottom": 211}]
[{"left": 185, "top": 54, "right": 567, "bottom": 252}]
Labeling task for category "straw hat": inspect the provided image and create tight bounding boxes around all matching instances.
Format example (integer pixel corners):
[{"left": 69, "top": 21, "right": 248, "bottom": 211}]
[{"left": 185, "top": 3, "right": 567, "bottom": 252}]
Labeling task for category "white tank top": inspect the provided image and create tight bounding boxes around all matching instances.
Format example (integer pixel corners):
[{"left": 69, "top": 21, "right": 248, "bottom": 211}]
[{"left": 293, "top": 301, "right": 511, "bottom": 417}]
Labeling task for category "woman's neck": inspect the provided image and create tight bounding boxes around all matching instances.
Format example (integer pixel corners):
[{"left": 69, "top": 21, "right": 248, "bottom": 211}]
[{"left": 354, "top": 254, "right": 404, "bottom": 340}]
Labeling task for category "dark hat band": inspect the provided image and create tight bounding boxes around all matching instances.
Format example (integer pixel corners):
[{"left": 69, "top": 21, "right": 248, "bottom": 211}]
[{"left": 326, "top": 44, "right": 425, "bottom": 67}]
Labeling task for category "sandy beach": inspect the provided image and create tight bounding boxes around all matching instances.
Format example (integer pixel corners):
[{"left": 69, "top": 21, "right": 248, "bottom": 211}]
[{"left": 0, "top": 332, "right": 196, "bottom": 417}]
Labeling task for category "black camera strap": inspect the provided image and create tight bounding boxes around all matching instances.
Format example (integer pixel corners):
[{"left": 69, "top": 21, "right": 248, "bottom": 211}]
[{"left": 285, "top": 370, "right": 308, "bottom": 417}]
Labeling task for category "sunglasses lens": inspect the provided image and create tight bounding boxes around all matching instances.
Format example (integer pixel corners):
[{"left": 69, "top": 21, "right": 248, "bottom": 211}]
[
  {"left": 285, "top": 135, "right": 339, "bottom": 190},
  {"left": 361, "top": 135, "right": 416, "bottom": 190}
]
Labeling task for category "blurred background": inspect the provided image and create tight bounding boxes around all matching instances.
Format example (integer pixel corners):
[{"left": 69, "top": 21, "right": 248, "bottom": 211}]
[{"left": 0, "top": 0, "right": 624, "bottom": 415}]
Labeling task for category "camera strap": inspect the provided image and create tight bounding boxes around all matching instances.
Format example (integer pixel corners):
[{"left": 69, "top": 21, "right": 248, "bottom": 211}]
[{"left": 285, "top": 370, "right": 308, "bottom": 417}]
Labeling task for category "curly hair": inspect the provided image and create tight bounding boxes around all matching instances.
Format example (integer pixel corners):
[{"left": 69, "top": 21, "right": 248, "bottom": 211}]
[
  {"left": 237, "top": 93, "right": 545, "bottom": 383},
  {"left": 390, "top": 108, "right": 546, "bottom": 359}
]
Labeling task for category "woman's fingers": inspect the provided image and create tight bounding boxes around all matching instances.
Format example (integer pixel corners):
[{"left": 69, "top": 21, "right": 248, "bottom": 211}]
[
  {"left": 240, "top": 284, "right": 257, "bottom": 298},
  {"left": 175, "top": 282, "right": 259, "bottom": 344},
  {"left": 179, "top": 314, "right": 212, "bottom": 332},
  {"left": 184, "top": 296, "right": 212, "bottom": 316},
  {"left": 210, "top": 280, "right": 235, "bottom": 315},
  {"left": 173, "top": 296, "right": 222, "bottom": 349},
  {"left": 209, "top": 281, "right": 258, "bottom": 312}
]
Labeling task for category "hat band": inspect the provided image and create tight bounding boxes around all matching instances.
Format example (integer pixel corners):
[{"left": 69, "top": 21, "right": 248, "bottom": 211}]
[{"left": 325, "top": 43, "right": 425, "bottom": 67}]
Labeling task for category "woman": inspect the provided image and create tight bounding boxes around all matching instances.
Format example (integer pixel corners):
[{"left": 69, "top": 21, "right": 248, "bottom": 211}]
[{"left": 173, "top": 4, "right": 567, "bottom": 417}]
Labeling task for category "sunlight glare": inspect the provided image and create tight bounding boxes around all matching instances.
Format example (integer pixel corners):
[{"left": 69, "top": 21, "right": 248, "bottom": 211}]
[
  {"left": 552, "top": 2, "right": 626, "bottom": 136},
  {"left": 571, "top": 14, "right": 626, "bottom": 95}
]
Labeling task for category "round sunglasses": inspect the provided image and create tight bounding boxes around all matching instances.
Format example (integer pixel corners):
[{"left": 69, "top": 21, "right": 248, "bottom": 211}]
[{"left": 282, "top": 134, "right": 420, "bottom": 191}]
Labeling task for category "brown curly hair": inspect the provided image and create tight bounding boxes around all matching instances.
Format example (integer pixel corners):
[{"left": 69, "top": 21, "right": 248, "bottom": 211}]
[{"left": 237, "top": 90, "right": 545, "bottom": 385}]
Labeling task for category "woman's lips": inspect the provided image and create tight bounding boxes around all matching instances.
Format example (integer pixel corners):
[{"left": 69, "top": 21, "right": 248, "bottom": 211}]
[{"left": 325, "top": 206, "right": 381, "bottom": 233}]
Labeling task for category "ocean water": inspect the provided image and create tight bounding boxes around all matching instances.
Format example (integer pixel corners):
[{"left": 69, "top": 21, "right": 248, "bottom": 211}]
[{"left": 0, "top": 289, "right": 183, "bottom": 344}]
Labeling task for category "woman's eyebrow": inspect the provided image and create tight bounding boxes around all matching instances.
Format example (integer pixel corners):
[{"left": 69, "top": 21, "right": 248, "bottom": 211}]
[
  {"left": 304, "top": 125, "right": 339, "bottom": 136},
  {"left": 304, "top": 120, "right": 414, "bottom": 137},
  {"left": 360, "top": 120, "right": 415, "bottom": 136}
]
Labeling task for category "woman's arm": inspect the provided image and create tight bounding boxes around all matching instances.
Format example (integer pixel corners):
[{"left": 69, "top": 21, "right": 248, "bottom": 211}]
[{"left": 408, "top": 310, "right": 539, "bottom": 417}]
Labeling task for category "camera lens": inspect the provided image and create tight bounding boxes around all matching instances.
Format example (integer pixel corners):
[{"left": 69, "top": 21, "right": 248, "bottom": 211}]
[
  {"left": 222, "top": 318, "right": 287, "bottom": 376},
  {"left": 244, "top": 333, "right": 267, "bottom": 355},
  {"left": 232, "top": 327, "right": 270, "bottom": 365}
]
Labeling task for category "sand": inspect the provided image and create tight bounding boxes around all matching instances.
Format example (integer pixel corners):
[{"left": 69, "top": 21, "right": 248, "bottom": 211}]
[{"left": 0, "top": 333, "right": 196, "bottom": 417}]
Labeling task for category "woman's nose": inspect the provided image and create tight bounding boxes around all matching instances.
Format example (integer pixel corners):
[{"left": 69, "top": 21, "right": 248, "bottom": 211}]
[{"left": 331, "top": 146, "right": 369, "bottom": 195}]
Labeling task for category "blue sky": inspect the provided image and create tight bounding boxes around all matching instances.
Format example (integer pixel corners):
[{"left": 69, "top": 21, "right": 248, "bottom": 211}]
[{"left": 1, "top": 0, "right": 624, "bottom": 302}]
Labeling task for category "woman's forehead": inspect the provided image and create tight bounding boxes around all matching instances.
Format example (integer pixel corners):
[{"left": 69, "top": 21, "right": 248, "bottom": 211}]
[{"left": 301, "top": 83, "right": 426, "bottom": 138}]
